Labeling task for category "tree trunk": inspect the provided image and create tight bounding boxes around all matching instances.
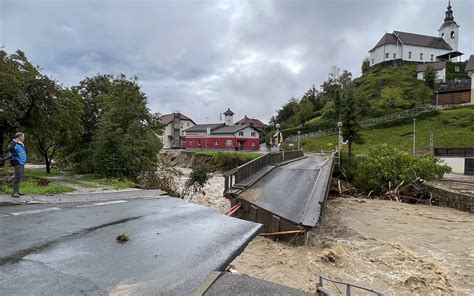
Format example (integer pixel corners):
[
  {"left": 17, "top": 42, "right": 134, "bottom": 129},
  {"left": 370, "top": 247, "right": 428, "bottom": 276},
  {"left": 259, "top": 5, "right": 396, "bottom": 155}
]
[
  {"left": 0, "top": 131, "right": 4, "bottom": 168},
  {"left": 45, "top": 156, "right": 51, "bottom": 174}
]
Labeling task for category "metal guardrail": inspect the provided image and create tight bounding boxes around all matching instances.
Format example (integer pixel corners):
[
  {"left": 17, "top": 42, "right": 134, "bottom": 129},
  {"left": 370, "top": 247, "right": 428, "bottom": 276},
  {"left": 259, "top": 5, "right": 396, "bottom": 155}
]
[
  {"left": 223, "top": 150, "right": 304, "bottom": 194},
  {"left": 286, "top": 104, "right": 474, "bottom": 142},
  {"left": 316, "top": 276, "right": 386, "bottom": 296}
]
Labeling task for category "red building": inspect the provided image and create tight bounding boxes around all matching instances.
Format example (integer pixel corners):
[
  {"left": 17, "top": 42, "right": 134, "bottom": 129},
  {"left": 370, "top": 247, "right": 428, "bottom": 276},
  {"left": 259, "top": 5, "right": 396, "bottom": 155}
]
[
  {"left": 182, "top": 109, "right": 261, "bottom": 151},
  {"left": 235, "top": 116, "right": 266, "bottom": 131}
]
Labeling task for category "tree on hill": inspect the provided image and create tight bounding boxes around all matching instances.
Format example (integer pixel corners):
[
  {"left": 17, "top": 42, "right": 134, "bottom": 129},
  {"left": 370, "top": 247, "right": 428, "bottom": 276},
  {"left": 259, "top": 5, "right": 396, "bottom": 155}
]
[
  {"left": 423, "top": 65, "right": 436, "bottom": 89},
  {"left": 361, "top": 58, "right": 370, "bottom": 75},
  {"left": 341, "top": 83, "right": 364, "bottom": 157}
]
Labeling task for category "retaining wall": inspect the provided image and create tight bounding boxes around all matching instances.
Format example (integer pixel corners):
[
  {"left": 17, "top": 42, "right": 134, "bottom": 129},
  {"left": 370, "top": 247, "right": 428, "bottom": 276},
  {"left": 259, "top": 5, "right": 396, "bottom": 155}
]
[{"left": 426, "top": 183, "right": 473, "bottom": 213}]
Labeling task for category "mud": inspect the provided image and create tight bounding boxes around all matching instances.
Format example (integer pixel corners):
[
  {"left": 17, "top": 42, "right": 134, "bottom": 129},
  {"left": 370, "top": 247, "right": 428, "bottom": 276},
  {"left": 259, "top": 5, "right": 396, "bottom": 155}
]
[
  {"left": 177, "top": 168, "right": 230, "bottom": 214},
  {"left": 232, "top": 198, "right": 474, "bottom": 295},
  {"left": 175, "top": 165, "right": 473, "bottom": 295},
  {"left": 160, "top": 151, "right": 214, "bottom": 169}
]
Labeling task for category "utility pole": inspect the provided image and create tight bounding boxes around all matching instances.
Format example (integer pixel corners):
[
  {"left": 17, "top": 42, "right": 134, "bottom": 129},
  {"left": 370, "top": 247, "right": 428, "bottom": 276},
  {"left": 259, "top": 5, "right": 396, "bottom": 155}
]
[
  {"left": 297, "top": 130, "right": 301, "bottom": 151},
  {"left": 413, "top": 118, "right": 416, "bottom": 155}
]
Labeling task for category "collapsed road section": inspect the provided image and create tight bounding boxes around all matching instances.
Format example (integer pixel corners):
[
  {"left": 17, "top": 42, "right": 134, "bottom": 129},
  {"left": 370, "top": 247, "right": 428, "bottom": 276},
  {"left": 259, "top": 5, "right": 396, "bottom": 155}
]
[
  {"left": 227, "top": 154, "right": 335, "bottom": 244},
  {"left": 0, "top": 197, "right": 263, "bottom": 295}
]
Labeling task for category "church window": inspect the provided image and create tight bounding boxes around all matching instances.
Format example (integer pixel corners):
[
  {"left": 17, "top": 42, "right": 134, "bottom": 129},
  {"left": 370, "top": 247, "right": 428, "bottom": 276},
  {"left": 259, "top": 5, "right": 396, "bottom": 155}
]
[
  {"left": 455, "top": 65, "right": 460, "bottom": 72},
  {"left": 442, "top": 33, "right": 444, "bottom": 37},
  {"left": 393, "top": 53, "right": 396, "bottom": 59},
  {"left": 451, "top": 31, "right": 455, "bottom": 39},
  {"left": 371, "top": 59, "right": 374, "bottom": 64},
  {"left": 409, "top": 52, "right": 412, "bottom": 59},
  {"left": 420, "top": 53, "right": 423, "bottom": 60},
  {"left": 385, "top": 53, "right": 389, "bottom": 59},
  {"left": 431, "top": 54, "right": 434, "bottom": 61}
]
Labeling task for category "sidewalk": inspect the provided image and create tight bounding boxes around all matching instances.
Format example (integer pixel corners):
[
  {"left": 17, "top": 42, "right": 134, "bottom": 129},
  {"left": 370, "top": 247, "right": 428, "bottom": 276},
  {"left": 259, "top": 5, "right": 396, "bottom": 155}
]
[{"left": 0, "top": 189, "right": 166, "bottom": 206}]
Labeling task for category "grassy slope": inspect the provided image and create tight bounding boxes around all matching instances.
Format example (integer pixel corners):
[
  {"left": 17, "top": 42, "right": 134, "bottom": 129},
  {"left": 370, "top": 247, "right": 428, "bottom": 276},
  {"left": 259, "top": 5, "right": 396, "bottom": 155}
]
[
  {"left": 285, "top": 63, "right": 432, "bottom": 135},
  {"left": 301, "top": 107, "right": 474, "bottom": 154}
]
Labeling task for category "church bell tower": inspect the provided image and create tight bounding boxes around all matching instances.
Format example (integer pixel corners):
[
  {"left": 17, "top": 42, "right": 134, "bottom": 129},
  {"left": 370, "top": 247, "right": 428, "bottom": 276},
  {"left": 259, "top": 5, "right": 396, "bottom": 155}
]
[{"left": 438, "top": 0, "right": 459, "bottom": 52}]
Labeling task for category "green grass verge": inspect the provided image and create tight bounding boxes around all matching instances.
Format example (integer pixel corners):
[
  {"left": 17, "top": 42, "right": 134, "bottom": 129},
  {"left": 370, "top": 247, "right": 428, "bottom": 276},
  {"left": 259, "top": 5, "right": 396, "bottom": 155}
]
[
  {"left": 301, "top": 107, "right": 474, "bottom": 154},
  {"left": 1, "top": 180, "right": 74, "bottom": 195},
  {"left": 2, "top": 167, "right": 62, "bottom": 178},
  {"left": 192, "top": 151, "right": 263, "bottom": 159},
  {"left": 78, "top": 175, "right": 136, "bottom": 189}
]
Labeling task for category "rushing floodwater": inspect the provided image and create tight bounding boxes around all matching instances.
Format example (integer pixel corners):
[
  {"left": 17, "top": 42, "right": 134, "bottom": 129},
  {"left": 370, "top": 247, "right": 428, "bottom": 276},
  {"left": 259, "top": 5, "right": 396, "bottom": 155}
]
[{"left": 177, "top": 168, "right": 473, "bottom": 295}]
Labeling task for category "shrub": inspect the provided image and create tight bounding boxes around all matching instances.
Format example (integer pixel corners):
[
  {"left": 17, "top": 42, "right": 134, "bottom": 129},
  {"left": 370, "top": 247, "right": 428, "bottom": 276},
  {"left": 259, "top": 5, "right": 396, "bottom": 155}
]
[
  {"left": 139, "top": 160, "right": 182, "bottom": 197},
  {"left": 181, "top": 166, "right": 210, "bottom": 199},
  {"left": 354, "top": 144, "right": 451, "bottom": 194}
]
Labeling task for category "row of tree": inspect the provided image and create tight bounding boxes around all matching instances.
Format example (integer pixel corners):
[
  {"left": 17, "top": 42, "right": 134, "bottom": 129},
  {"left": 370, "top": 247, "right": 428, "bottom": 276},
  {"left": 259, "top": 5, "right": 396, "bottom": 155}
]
[
  {"left": 0, "top": 50, "right": 162, "bottom": 179},
  {"left": 271, "top": 67, "right": 364, "bottom": 155}
]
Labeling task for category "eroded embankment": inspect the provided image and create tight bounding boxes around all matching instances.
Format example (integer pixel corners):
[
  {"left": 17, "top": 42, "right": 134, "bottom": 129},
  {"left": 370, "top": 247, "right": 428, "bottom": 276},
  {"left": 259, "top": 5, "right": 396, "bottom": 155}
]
[{"left": 160, "top": 151, "right": 214, "bottom": 168}]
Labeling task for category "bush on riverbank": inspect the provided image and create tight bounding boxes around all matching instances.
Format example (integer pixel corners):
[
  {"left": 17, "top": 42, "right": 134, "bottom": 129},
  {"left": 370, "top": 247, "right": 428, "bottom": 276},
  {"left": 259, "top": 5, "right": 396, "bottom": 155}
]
[{"left": 353, "top": 144, "right": 451, "bottom": 194}]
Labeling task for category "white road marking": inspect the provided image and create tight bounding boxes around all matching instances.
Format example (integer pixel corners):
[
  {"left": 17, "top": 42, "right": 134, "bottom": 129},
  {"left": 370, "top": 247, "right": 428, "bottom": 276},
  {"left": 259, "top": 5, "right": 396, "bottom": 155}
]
[
  {"left": 94, "top": 200, "right": 128, "bottom": 206},
  {"left": 10, "top": 207, "right": 61, "bottom": 216},
  {"left": 75, "top": 200, "right": 128, "bottom": 208}
]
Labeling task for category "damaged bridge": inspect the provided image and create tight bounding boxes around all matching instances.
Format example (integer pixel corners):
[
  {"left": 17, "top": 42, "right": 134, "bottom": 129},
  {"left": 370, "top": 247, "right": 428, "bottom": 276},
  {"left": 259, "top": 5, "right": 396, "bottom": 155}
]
[{"left": 224, "top": 151, "right": 335, "bottom": 244}]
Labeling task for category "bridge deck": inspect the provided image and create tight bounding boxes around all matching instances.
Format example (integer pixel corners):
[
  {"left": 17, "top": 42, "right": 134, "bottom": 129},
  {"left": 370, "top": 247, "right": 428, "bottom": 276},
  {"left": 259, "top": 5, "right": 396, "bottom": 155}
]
[{"left": 238, "top": 155, "right": 333, "bottom": 228}]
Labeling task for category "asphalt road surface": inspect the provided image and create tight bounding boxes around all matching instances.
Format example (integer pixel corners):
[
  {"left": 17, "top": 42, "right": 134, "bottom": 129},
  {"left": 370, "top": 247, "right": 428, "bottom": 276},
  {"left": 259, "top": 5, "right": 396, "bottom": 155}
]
[{"left": 0, "top": 197, "right": 262, "bottom": 295}]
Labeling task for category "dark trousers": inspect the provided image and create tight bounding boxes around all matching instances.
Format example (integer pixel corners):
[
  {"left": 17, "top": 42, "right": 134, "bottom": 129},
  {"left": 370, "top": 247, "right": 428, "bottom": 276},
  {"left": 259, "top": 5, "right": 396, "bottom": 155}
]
[{"left": 12, "top": 164, "right": 24, "bottom": 194}]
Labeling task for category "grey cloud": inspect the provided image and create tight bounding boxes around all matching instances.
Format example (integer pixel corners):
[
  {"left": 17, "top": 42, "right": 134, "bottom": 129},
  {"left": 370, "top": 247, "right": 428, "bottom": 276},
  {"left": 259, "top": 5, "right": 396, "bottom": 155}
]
[{"left": 1, "top": 0, "right": 472, "bottom": 123}]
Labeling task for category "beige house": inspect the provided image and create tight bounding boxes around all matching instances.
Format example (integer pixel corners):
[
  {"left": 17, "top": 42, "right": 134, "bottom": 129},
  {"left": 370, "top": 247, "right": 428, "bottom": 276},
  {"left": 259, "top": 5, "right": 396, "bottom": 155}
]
[{"left": 159, "top": 113, "right": 196, "bottom": 148}]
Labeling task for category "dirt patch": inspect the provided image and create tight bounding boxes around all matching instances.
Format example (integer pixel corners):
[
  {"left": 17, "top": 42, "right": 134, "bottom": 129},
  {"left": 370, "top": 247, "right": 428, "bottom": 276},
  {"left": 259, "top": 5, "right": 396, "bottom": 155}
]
[{"left": 160, "top": 151, "right": 214, "bottom": 169}]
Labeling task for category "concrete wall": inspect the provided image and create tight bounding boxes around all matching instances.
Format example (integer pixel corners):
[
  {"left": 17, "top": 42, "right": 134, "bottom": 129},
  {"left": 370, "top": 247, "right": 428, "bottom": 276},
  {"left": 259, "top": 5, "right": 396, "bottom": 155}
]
[
  {"left": 417, "top": 68, "right": 446, "bottom": 82},
  {"left": 439, "top": 157, "right": 465, "bottom": 174},
  {"left": 426, "top": 183, "right": 473, "bottom": 213}
]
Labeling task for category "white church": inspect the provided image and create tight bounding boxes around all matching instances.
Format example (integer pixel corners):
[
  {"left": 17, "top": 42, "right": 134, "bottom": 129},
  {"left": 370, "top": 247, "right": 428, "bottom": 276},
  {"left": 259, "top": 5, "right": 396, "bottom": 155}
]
[{"left": 368, "top": 1, "right": 462, "bottom": 66}]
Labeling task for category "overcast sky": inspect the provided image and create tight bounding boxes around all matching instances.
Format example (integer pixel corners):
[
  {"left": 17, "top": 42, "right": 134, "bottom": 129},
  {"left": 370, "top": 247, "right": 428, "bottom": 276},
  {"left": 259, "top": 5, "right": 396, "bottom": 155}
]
[{"left": 1, "top": 0, "right": 473, "bottom": 123}]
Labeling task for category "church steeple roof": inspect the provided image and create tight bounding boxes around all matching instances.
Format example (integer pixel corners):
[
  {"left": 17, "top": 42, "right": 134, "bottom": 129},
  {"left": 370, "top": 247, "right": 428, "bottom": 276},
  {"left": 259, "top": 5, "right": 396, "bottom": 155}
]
[{"left": 444, "top": 0, "right": 454, "bottom": 22}]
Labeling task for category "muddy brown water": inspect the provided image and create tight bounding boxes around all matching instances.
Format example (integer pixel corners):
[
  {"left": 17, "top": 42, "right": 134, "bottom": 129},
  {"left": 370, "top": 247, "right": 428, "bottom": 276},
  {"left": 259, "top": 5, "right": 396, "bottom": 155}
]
[{"left": 177, "top": 169, "right": 473, "bottom": 295}]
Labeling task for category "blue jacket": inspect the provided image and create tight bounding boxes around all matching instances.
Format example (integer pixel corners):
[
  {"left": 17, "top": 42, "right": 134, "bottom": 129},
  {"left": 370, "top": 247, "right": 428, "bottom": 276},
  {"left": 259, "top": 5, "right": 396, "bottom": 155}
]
[{"left": 8, "top": 140, "right": 27, "bottom": 166}]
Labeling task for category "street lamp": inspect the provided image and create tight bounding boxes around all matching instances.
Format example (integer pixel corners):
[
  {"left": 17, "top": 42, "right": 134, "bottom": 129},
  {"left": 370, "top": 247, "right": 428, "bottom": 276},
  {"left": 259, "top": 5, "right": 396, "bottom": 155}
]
[
  {"left": 413, "top": 118, "right": 416, "bottom": 155},
  {"left": 297, "top": 130, "right": 301, "bottom": 151},
  {"left": 337, "top": 122, "right": 343, "bottom": 166}
]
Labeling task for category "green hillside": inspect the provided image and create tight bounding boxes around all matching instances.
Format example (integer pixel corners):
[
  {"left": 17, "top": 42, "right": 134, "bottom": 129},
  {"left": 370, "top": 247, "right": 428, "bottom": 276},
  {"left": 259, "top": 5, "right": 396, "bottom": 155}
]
[
  {"left": 282, "top": 62, "right": 435, "bottom": 137},
  {"left": 300, "top": 106, "right": 474, "bottom": 154}
]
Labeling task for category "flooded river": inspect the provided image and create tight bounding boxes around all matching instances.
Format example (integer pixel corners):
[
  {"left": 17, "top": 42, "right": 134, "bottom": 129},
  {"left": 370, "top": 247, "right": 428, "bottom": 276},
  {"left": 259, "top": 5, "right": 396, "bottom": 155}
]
[{"left": 178, "top": 169, "right": 473, "bottom": 295}]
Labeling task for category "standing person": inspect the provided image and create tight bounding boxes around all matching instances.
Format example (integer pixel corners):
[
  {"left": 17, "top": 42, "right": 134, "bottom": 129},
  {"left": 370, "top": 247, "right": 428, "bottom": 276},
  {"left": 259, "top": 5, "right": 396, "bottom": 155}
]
[{"left": 8, "top": 132, "right": 27, "bottom": 198}]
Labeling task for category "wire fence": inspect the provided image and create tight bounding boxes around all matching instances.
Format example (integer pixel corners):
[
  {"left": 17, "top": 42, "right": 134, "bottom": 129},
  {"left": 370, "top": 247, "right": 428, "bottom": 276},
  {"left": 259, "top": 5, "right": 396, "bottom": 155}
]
[{"left": 286, "top": 103, "right": 474, "bottom": 142}]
